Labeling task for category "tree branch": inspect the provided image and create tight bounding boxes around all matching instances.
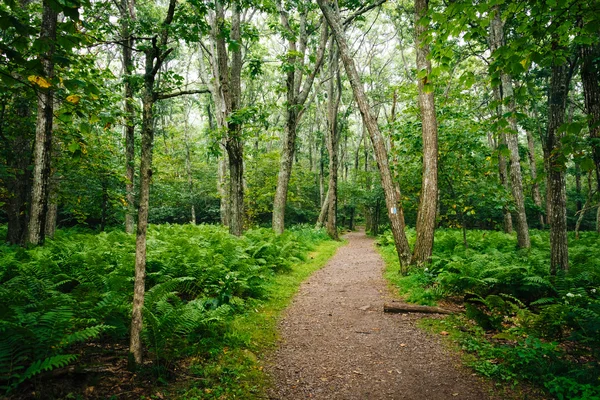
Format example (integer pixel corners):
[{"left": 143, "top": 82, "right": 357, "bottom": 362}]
[
  {"left": 343, "top": 0, "right": 387, "bottom": 26},
  {"left": 157, "top": 88, "right": 211, "bottom": 100}
]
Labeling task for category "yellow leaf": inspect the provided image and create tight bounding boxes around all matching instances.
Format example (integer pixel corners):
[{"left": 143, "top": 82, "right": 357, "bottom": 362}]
[
  {"left": 520, "top": 59, "right": 527, "bottom": 69},
  {"left": 66, "top": 95, "right": 81, "bottom": 104},
  {"left": 28, "top": 75, "right": 52, "bottom": 88}
]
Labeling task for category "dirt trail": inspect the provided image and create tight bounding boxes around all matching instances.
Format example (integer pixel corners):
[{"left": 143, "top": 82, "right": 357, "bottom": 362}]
[{"left": 266, "top": 230, "right": 489, "bottom": 400}]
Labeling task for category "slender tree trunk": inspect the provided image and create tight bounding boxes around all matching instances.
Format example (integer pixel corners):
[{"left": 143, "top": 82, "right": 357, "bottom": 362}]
[
  {"left": 575, "top": 172, "right": 594, "bottom": 239},
  {"left": 316, "top": 189, "right": 330, "bottom": 228},
  {"left": 45, "top": 177, "right": 58, "bottom": 238},
  {"left": 130, "top": 73, "right": 155, "bottom": 368},
  {"left": 318, "top": 0, "right": 411, "bottom": 270},
  {"left": 272, "top": 111, "right": 298, "bottom": 233},
  {"left": 489, "top": 8, "right": 530, "bottom": 248},
  {"left": 411, "top": 0, "right": 439, "bottom": 265},
  {"left": 581, "top": 41, "right": 600, "bottom": 233},
  {"left": 121, "top": 0, "right": 136, "bottom": 234},
  {"left": 28, "top": 1, "right": 57, "bottom": 246},
  {"left": 489, "top": 84, "right": 514, "bottom": 233},
  {"left": 129, "top": 0, "right": 177, "bottom": 368},
  {"left": 209, "top": 0, "right": 244, "bottom": 236},
  {"left": 325, "top": 42, "right": 341, "bottom": 240},
  {"left": 272, "top": 15, "right": 328, "bottom": 234},
  {"left": 184, "top": 119, "right": 196, "bottom": 224},
  {"left": 226, "top": 1, "right": 244, "bottom": 236},
  {"left": 545, "top": 62, "right": 572, "bottom": 274},
  {"left": 526, "top": 127, "right": 544, "bottom": 226}
]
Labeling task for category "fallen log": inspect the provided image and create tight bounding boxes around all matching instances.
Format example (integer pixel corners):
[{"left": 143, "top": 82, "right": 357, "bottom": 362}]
[{"left": 383, "top": 303, "right": 454, "bottom": 315}]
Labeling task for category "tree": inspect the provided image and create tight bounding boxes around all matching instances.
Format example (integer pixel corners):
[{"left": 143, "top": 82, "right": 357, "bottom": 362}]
[
  {"left": 118, "top": 0, "right": 137, "bottom": 234},
  {"left": 317, "top": 0, "right": 412, "bottom": 270},
  {"left": 27, "top": 0, "right": 57, "bottom": 246},
  {"left": 272, "top": 1, "right": 328, "bottom": 234},
  {"left": 581, "top": 40, "right": 600, "bottom": 233},
  {"left": 488, "top": 6, "right": 530, "bottom": 248},
  {"left": 411, "top": 0, "right": 439, "bottom": 264},
  {"left": 325, "top": 39, "right": 342, "bottom": 240},
  {"left": 207, "top": 0, "right": 244, "bottom": 236}
]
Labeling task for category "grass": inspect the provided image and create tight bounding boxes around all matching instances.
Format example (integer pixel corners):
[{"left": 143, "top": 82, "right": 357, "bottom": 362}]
[{"left": 173, "top": 239, "right": 345, "bottom": 399}]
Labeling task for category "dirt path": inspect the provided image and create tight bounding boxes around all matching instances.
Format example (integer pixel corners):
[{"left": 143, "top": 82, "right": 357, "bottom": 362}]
[{"left": 266, "top": 230, "right": 489, "bottom": 400}]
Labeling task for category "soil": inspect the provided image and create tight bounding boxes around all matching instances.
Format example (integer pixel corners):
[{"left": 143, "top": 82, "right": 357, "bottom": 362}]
[{"left": 266, "top": 229, "right": 492, "bottom": 400}]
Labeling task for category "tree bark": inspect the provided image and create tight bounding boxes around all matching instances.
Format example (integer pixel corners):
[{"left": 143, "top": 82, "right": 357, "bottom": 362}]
[
  {"left": 325, "top": 40, "right": 341, "bottom": 240},
  {"left": 545, "top": 62, "right": 573, "bottom": 274},
  {"left": 129, "top": 0, "right": 177, "bottom": 368},
  {"left": 581, "top": 41, "right": 600, "bottom": 233},
  {"left": 526, "top": 126, "right": 544, "bottom": 226},
  {"left": 317, "top": 0, "right": 412, "bottom": 270},
  {"left": 411, "top": 0, "right": 439, "bottom": 265},
  {"left": 226, "top": 1, "right": 244, "bottom": 236},
  {"left": 183, "top": 107, "right": 196, "bottom": 224},
  {"left": 28, "top": 1, "right": 57, "bottom": 246},
  {"left": 4, "top": 100, "right": 33, "bottom": 245},
  {"left": 121, "top": 0, "right": 136, "bottom": 235},
  {"left": 209, "top": 0, "right": 244, "bottom": 236},
  {"left": 489, "top": 8, "right": 530, "bottom": 248}
]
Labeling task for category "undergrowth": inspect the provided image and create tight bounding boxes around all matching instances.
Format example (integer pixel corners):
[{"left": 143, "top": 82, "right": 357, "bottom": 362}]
[
  {"left": 0, "top": 223, "right": 333, "bottom": 396},
  {"left": 379, "top": 228, "right": 600, "bottom": 400}
]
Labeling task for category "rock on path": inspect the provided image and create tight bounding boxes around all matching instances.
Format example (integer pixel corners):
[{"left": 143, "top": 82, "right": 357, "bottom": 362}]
[{"left": 266, "top": 230, "right": 489, "bottom": 400}]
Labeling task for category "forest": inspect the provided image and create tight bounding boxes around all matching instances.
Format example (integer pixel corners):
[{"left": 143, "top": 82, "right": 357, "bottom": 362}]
[{"left": 0, "top": 0, "right": 599, "bottom": 398}]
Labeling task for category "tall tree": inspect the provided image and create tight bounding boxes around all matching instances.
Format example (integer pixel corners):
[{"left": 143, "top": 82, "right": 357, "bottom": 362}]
[
  {"left": 545, "top": 61, "right": 575, "bottom": 274},
  {"left": 581, "top": 40, "right": 600, "bottom": 233},
  {"left": 317, "top": 0, "right": 412, "bottom": 270},
  {"left": 325, "top": 39, "right": 342, "bottom": 240},
  {"left": 411, "top": 0, "right": 439, "bottom": 264},
  {"left": 272, "top": 2, "right": 328, "bottom": 234},
  {"left": 27, "top": 0, "right": 58, "bottom": 245},
  {"left": 118, "top": 0, "right": 137, "bottom": 234},
  {"left": 207, "top": 0, "right": 244, "bottom": 236},
  {"left": 489, "top": 6, "right": 530, "bottom": 248}
]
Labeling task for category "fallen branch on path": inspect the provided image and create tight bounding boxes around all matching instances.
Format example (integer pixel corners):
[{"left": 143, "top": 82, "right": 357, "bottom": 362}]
[{"left": 383, "top": 302, "right": 454, "bottom": 315}]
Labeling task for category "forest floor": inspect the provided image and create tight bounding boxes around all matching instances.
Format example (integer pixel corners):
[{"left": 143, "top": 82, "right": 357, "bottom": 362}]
[{"left": 266, "top": 229, "right": 496, "bottom": 400}]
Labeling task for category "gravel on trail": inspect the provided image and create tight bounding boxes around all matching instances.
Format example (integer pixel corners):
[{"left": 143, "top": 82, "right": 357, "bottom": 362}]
[{"left": 266, "top": 230, "right": 490, "bottom": 400}]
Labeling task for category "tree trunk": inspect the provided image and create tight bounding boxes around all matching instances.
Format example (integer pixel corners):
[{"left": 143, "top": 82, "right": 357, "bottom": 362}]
[
  {"left": 545, "top": 63, "right": 572, "bottom": 275},
  {"left": 411, "top": 0, "right": 439, "bottom": 265},
  {"left": 4, "top": 100, "right": 33, "bottom": 245},
  {"left": 493, "top": 87, "right": 513, "bottom": 233},
  {"left": 317, "top": 0, "right": 411, "bottom": 270},
  {"left": 325, "top": 41, "right": 341, "bottom": 240},
  {"left": 121, "top": 0, "right": 136, "bottom": 235},
  {"left": 130, "top": 74, "right": 155, "bottom": 368},
  {"left": 210, "top": 0, "right": 244, "bottom": 236},
  {"left": 27, "top": 1, "right": 57, "bottom": 246},
  {"left": 129, "top": 0, "right": 177, "bottom": 368},
  {"left": 526, "top": 127, "right": 544, "bottom": 226},
  {"left": 226, "top": 1, "right": 244, "bottom": 236},
  {"left": 489, "top": 7, "right": 530, "bottom": 248},
  {"left": 272, "top": 13, "right": 328, "bottom": 234},
  {"left": 316, "top": 188, "right": 330, "bottom": 228},
  {"left": 575, "top": 172, "right": 594, "bottom": 239},
  {"left": 45, "top": 172, "right": 58, "bottom": 238},
  {"left": 272, "top": 111, "right": 298, "bottom": 233},
  {"left": 581, "top": 41, "right": 600, "bottom": 233}
]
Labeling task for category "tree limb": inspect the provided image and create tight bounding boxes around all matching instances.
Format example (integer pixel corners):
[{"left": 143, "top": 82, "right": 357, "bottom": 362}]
[
  {"left": 343, "top": 0, "right": 387, "bottom": 26},
  {"left": 156, "top": 88, "right": 211, "bottom": 100}
]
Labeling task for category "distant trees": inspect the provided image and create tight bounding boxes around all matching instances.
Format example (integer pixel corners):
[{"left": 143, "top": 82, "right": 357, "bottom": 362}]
[{"left": 1, "top": 0, "right": 599, "bottom": 276}]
